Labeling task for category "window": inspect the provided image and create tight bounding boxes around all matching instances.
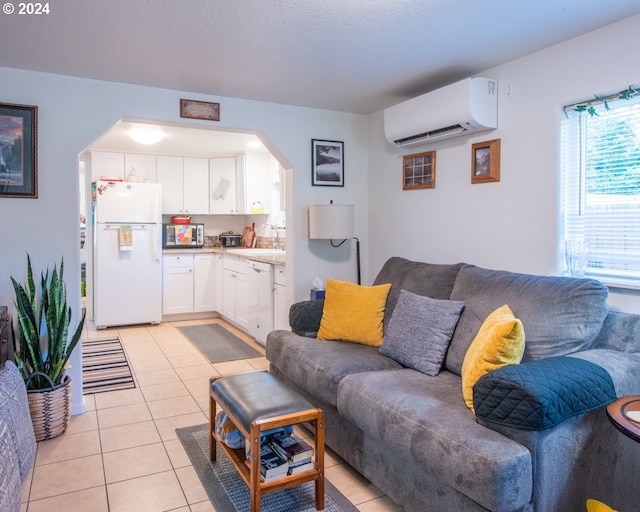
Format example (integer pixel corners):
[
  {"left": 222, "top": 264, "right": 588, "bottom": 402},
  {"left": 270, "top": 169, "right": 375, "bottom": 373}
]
[{"left": 560, "top": 94, "right": 640, "bottom": 288}]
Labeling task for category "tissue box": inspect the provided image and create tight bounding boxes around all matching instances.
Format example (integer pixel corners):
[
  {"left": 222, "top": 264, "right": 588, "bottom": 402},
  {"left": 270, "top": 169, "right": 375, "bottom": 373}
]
[{"left": 310, "top": 288, "right": 325, "bottom": 300}]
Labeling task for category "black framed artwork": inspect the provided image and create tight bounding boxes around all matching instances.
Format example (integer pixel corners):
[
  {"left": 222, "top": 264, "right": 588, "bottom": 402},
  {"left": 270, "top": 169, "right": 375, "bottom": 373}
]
[
  {"left": 0, "top": 103, "right": 38, "bottom": 198},
  {"left": 311, "top": 139, "right": 344, "bottom": 187}
]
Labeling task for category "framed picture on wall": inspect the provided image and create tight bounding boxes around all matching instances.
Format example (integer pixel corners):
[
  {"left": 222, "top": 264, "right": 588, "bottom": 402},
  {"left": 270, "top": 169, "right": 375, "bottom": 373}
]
[
  {"left": 0, "top": 103, "right": 38, "bottom": 198},
  {"left": 471, "top": 138, "right": 500, "bottom": 184},
  {"left": 180, "top": 99, "right": 220, "bottom": 121},
  {"left": 311, "top": 139, "right": 344, "bottom": 186},
  {"left": 403, "top": 151, "right": 436, "bottom": 190}
]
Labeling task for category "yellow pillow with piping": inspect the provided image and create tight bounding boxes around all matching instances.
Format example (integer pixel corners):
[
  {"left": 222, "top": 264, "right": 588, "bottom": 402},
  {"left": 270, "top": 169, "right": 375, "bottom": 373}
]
[
  {"left": 461, "top": 304, "right": 525, "bottom": 411},
  {"left": 586, "top": 499, "right": 617, "bottom": 512},
  {"left": 317, "top": 278, "right": 391, "bottom": 347}
]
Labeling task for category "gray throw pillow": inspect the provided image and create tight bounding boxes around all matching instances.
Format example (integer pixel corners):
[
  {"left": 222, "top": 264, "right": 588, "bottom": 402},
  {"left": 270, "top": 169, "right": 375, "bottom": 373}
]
[
  {"left": 379, "top": 290, "right": 465, "bottom": 376},
  {"left": 373, "top": 257, "right": 463, "bottom": 333}
]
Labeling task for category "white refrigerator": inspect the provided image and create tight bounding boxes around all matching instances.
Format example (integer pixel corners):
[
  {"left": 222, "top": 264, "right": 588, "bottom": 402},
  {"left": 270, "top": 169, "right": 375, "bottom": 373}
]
[{"left": 93, "top": 181, "right": 162, "bottom": 329}]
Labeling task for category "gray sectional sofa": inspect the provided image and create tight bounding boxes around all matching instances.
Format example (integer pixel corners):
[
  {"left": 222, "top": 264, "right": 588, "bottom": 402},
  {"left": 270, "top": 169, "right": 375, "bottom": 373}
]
[
  {"left": 265, "top": 257, "right": 640, "bottom": 512},
  {"left": 0, "top": 360, "right": 36, "bottom": 512}
]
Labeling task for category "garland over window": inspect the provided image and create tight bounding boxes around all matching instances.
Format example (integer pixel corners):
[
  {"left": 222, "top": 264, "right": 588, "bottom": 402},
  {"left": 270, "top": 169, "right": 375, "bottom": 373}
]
[{"left": 563, "top": 85, "right": 639, "bottom": 117}]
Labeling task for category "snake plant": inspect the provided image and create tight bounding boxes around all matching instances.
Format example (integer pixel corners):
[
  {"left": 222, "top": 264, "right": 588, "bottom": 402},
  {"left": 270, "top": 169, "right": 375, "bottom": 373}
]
[{"left": 11, "top": 254, "right": 85, "bottom": 390}]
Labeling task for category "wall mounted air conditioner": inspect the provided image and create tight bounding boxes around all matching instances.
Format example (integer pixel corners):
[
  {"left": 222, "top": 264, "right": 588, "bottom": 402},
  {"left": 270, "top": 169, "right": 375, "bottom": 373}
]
[{"left": 384, "top": 77, "right": 498, "bottom": 148}]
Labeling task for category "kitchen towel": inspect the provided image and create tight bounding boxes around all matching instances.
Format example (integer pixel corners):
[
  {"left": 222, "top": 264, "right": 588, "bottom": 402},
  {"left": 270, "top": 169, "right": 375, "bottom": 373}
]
[
  {"left": 212, "top": 177, "right": 231, "bottom": 200},
  {"left": 119, "top": 225, "right": 133, "bottom": 251}
]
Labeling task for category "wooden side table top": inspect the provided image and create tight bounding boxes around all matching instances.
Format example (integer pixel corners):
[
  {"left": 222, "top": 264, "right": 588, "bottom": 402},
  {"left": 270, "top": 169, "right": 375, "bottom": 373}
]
[{"left": 607, "top": 395, "right": 640, "bottom": 443}]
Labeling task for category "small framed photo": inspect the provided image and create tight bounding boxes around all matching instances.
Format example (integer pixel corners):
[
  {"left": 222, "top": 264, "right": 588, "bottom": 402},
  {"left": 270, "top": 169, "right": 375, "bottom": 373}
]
[
  {"left": 312, "top": 139, "right": 344, "bottom": 187},
  {"left": 471, "top": 138, "right": 500, "bottom": 184},
  {"left": 0, "top": 103, "right": 38, "bottom": 199},
  {"left": 180, "top": 99, "right": 220, "bottom": 121},
  {"left": 403, "top": 151, "right": 436, "bottom": 190}
]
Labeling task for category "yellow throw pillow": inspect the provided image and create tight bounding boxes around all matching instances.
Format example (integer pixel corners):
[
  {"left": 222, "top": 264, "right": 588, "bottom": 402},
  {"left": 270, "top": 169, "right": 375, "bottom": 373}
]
[
  {"left": 586, "top": 499, "right": 618, "bottom": 512},
  {"left": 317, "top": 278, "right": 392, "bottom": 347},
  {"left": 461, "top": 304, "right": 525, "bottom": 411}
]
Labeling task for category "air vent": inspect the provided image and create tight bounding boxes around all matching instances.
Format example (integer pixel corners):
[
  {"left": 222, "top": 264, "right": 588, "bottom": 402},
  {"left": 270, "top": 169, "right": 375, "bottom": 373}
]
[{"left": 393, "top": 124, "right": 466, "bottom": 146}]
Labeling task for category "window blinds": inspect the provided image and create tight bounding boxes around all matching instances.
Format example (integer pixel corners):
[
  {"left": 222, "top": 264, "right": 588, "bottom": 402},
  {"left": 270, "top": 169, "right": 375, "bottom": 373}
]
[{"left": 560, "top": 96, "right": 640, "bottom": 287}]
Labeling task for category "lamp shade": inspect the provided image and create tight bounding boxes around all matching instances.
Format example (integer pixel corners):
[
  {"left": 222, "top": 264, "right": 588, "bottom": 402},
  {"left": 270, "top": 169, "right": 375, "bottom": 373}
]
[{"left": 309, "top": 204, "right": 354, "bottom": 239}]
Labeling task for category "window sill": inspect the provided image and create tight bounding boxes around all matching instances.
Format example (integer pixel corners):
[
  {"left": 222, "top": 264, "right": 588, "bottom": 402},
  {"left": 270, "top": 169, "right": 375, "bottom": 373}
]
[{"left": 587, "top": 274, "right": 640, "bottom": 291}]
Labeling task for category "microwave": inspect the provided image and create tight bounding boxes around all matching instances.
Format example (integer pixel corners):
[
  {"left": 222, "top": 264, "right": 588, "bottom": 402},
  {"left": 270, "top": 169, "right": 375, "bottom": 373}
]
[{"left": 162, "top": 223, "right": 204, "bottom": 248}]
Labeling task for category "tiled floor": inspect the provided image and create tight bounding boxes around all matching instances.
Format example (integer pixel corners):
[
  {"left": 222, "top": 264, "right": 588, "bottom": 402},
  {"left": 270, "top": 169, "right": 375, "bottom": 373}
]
[{"left": 20, "top": 318, "right": 403, "bottom": 512}]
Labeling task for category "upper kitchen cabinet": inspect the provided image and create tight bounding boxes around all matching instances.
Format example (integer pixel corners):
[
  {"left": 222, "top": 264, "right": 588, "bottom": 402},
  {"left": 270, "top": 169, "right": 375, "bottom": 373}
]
[
  {"left": 90, "top": 151, "right": 125, "bottom": 181},
  {"left": 157, "top": 156, "right": 183, "bottom": 212},
  {"left": 124, "top": 154, "right": 156, "bottom": 183},
  {"left": 209, "top": 156, "right": 245, "bottom": 214},
  {"left": 157, "top": 155, "right": 209, "bottom": 214},
  {"left": 183, "top": 157, "right": 210, "bottom": 213},
  {"left": 245, "top": 153, "right": 275, "bottom": 214},
  {"left": 209, "top": 153, "right": 275, "bottom": 215}
]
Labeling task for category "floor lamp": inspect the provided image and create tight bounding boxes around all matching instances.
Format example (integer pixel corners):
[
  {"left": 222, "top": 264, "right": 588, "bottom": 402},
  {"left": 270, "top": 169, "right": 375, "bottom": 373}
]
[{"left": 308, "top": 203, "right": 361, "bottom": 285}]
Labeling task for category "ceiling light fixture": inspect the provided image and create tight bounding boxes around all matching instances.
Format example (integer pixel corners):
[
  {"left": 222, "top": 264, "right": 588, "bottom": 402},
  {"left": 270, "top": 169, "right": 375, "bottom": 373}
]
[{"left": 129, "top": 126, "right": 164, "bottom": 145}]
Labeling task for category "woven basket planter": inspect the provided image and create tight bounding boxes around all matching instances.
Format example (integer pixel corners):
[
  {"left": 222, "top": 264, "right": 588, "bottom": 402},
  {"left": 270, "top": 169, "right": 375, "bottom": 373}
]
[{"left": 26, "top": 372, "right": 72, "bottom": 442}]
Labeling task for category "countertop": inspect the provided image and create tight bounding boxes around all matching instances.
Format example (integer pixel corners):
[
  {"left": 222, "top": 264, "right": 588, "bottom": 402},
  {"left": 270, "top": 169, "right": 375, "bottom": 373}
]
[{"left": 162, "top": 247, "right": 286, "bottom": 266}]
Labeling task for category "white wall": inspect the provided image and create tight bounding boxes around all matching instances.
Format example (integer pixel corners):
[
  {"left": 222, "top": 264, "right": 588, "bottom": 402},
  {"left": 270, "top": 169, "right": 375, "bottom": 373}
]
[
  {"left": 366, "top": 13, "right": 640, "bottom": 314},
  {"left": 0, "top": 68, "right": 368, "bottom": 413}
]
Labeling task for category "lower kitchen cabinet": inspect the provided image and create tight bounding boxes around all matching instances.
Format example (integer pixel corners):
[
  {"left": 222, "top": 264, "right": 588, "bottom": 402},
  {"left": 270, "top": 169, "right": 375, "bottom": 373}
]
[
  {"left": 273, "top": 265, "right": 289, "bottom": 331},
  {"left": 163, "top": 252, "right": 284, "bottom": 336},
  {"left": 214, "top": 253, "right": 224, "bottom": 313},
  {"left": 221, "top": 255, "right": 248, "bottom": 330},
  {"left": 194, "top": 253, "right": 216, "bottom": 312},
  {"left": 163, "top": 255, "right": 194, "bottom": 315},
  {"left": 163, "top": 253, "right": 216, "bottom": 315}
]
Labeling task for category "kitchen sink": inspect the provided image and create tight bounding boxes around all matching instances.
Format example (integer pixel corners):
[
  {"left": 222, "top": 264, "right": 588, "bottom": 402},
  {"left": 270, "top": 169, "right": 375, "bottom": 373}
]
[{"left": 226, "top": 248, "right": 285, "bottom": 255}]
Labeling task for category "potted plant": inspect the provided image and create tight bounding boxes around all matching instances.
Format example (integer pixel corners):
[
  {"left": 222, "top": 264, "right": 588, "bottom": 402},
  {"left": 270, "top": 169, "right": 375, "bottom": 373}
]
[{"left": 11, "top": 254, "right": 85, "bottom": 441}]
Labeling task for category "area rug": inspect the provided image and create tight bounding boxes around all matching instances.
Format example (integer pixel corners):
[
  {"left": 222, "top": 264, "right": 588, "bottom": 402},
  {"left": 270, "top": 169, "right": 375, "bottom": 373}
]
[
  {"left": 177, "top": 323, "right": 262, "bottom": 363},
  {"left": 82, "top": 337, "right": 136, "bottom": 394},
  {"left": 176, "top": 424, "right": 358, "bottom": 512}
]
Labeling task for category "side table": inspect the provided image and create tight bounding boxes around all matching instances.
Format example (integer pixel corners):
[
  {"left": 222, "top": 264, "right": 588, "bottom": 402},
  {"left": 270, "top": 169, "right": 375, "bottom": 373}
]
[
  {"left": 209, "top": 371, "right": 325, "bottom": 512},
  {"left": 606, "top": 395, "right": 640, "bottom": 443}
]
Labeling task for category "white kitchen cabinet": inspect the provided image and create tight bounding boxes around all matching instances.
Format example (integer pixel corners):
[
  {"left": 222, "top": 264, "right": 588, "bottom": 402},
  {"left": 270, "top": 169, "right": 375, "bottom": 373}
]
[
  {"left": 163, "top": 254, "right": 194, "bottom": 315},
  {"left": 236, "top": 271, "right": 249, "bottom": 331},
  {"left": 273, "top": 265, "right": 289, "bottom": 331},
  {"left": 157, "top": 156, "right": 184, "bottom": 213},
  {"left": 209, "top": 153, "right": 276, "bottom": 215},
  {"left": 163, "top": 252, "right": 218, "bottom": 315},
  {"left": 124, "top": 153, "right": 157, "bottom": 183},
  {"left": 214, "top": 253, "right": 224, "bottom": 312},
  {"left": 194, "top": 253, "right": 216, "bottom": 312},
  {"left": 209, "top": 156, "right": 246, "bottom": 214},
  {"left": 183, "top": 157, "right": 209, "bottom": 214},
  {"left": 157, "top": 156, "right": 209, "bottom": 214},
  {"left": 91, "top": 151, "right": 125, "bottom": 181},
  {"left": 221, "top": 268, "right": 236, "bottom": 319},
  {"left": 222, "top": 255, "right": 248, "bottom": 329},
  {"left": 244, "top": 152, "right": 273, "bottom": 214}
]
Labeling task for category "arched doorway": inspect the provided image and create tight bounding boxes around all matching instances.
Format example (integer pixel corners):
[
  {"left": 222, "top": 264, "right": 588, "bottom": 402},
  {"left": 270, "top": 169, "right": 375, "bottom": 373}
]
[{"left": 78, "top": 118, "right": 291, "bottom": 330}]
